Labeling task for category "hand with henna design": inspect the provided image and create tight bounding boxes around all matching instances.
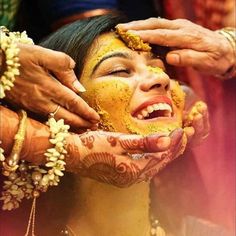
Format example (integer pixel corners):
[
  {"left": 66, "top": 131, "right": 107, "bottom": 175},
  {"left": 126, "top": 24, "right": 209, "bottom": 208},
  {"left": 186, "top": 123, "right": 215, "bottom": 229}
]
[
  {"left": 1, "top": 105, "right": 186, "bottom": 188},
  {"left": 0, "top": 105, "right": 186, "bottom": 187},
  {"left": 65, "top": 128, "right": 186, "bottom": 187}
]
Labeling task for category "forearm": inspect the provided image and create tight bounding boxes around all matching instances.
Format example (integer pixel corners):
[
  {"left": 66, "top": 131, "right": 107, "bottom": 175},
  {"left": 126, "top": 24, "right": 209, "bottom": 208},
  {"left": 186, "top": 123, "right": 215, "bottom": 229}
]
[{"left": 0, "top": 105, "right": 52, "bottom": 164}]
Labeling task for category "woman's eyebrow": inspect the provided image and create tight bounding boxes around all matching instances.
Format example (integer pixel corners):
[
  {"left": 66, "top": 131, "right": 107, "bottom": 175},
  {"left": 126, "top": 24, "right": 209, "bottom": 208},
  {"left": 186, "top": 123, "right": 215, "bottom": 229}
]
[{"left": 92, "top": 52, "right": 131, "bottom": 75}]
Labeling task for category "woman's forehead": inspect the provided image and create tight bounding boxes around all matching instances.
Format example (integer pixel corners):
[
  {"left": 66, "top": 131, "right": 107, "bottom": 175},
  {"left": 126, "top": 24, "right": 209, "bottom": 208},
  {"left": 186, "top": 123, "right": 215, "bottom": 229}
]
[
  {"left": 91, "top": 32, "right": 132, "bottom": 54},
  {"left": 89, "top": 32, "right": 155, "bottom": 61}
]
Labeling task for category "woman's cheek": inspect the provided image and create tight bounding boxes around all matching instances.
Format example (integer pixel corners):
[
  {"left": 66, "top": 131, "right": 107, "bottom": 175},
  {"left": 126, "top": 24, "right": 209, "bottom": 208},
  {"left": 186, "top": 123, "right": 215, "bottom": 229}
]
[{"left": 81, "top": 80, "right": 133, "bottom": 132}]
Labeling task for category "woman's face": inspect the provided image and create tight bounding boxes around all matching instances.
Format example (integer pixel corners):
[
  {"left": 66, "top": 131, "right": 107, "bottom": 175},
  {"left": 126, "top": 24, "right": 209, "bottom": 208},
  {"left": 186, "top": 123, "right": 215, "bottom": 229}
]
[{"left": 80, "top": 32, "right": 185, "bottom": 135}]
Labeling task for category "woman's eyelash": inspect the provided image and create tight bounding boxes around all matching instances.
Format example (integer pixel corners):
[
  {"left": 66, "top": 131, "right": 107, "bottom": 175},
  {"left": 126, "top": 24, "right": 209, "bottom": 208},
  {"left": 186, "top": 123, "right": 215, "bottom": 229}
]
[{"left": 108, "top": 69, "right": 130, "bottom": 75}]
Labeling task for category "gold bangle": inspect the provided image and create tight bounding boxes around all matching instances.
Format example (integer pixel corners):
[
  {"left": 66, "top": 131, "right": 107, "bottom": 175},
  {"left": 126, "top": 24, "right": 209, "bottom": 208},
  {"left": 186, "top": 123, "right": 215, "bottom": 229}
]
[
  {"left": 0, "top": 116, "right": 70, "bottom": 210},
  {"left": 2, "top": 110, "right": 27, "bottom": 176},
  {"left": 216, "top": 27, "right": 236, "bottom": 80}
]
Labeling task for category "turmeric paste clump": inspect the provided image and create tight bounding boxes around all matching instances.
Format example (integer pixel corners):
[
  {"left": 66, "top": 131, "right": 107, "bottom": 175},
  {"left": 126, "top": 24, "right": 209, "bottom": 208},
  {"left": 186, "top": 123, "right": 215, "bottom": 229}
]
[{"left": 116, "top": 27, "right": 151, "bottom": 52}]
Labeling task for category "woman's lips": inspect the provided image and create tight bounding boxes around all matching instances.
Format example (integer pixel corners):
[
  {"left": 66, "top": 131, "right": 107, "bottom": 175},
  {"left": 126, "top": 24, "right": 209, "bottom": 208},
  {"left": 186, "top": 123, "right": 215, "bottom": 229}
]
[{"left": 132, "top": 96, "right": 173, "bottom": 120}]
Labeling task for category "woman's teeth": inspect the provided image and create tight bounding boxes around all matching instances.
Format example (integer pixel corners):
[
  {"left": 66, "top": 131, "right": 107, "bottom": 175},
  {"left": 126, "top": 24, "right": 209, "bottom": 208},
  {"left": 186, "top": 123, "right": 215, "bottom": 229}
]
[{"left": 136, "top": 103, "right": 172, "bottom": 120}]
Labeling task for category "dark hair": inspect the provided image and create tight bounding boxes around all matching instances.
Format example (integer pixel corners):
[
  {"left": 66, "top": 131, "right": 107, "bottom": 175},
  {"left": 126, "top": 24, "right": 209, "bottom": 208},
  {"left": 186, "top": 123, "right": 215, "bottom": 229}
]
[{"left": 40, "top": 13, "right": 127, "bottom": 78}]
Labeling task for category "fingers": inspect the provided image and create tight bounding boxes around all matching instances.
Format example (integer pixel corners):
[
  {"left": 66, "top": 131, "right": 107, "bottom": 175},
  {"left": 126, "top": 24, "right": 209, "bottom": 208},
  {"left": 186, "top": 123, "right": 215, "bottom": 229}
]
[
  {"left": 36, "top": 45, "right": 75, "bottom": 72},
  {"left": 129, "top": 129, "right": 185, "bottom": 181},
  {"left": 18, "top": 44, "right": 99, "bottom": 126},
  {"left": 126, "top": 29, "right": 181, "bottom": 47},
  {"left": 115, "top": 128, "right": 184, "bottom": 155},
  {"left": 42, "top": 101, "right": 97, "bottom": 129},
  {"left": 117, "top": 133, "right": 171, "bottom": 154},
  {"left": 183, "top": 127, "right": 195, "bottom": 142},
  {"left": 118, "top": 18, "right": 199, "bottom": 48},
  {"left": 118, "top": 19, "right": 213, "bottom": 51},
  {"left": 51, "top": 82, "right": 100, "bottom": 123},
  {"left": 184, "top": 101, "right": 210, "bottom": 146},
  {"left": 169, "top": 128, "right": 185, "bottom": 155},
  {"left": 54, "top": 71, "right": 86, "bottom": 93},
  {"left": 117, "top": 18, "right": 179, "bottom": 31},
  {"left": 73, "top": 129, "right": 186, "bottom": 184},
  {"left": 166, "top": 49, "right": 217, "bottom": 72},
  {"left": 142, "top": 129, "right": 185, "bottom": 160},
  {"left": 53, "top": 105, "right": 97, "bottom": 129},
  {"left": 192, "top": 104, "right": 210, "bottom": 138},
  {"left": 35, "top": 45, "right": 85, "bottom": 93}
]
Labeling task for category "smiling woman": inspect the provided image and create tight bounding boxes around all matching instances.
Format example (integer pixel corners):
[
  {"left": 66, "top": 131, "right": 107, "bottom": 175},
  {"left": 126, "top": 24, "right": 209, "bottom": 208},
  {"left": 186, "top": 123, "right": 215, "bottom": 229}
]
[
  {"left": 36, "top": 14, "right": 207, "bottom": 236},
  {"left": 80, "top": 31, "right": 185, "bottom": 135}
]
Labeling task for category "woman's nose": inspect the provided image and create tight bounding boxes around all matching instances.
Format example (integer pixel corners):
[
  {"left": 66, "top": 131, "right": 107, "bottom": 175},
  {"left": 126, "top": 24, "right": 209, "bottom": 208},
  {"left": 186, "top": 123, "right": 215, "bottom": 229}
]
[{"left": 139, "top": 67, "right": 170, "bottom": 92}]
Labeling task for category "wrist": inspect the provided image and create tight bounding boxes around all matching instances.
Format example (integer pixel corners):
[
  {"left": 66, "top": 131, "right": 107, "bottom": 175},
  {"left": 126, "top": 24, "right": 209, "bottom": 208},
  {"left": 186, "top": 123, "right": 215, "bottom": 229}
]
[
  {"left": 21, "top": 117, "right": 52, "bottom": 164},
  {"left": 216, "top": 27, "right": 236, "bottom": 80},
  {"left": 0, "top": 105, "right": 20, "bottom": 154},
  {"left": 64, "top": 134, "right": 80, "bottom": 172}
]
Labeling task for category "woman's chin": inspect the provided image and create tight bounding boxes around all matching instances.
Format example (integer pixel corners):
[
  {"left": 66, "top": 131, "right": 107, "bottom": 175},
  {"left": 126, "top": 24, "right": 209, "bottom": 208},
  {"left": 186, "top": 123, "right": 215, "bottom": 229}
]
[
  {"left": 122, "top": 116, "right": 182, "bottom": 135},
  {"left": 98, "top": 113, "right": 182, "bottom": 135}
]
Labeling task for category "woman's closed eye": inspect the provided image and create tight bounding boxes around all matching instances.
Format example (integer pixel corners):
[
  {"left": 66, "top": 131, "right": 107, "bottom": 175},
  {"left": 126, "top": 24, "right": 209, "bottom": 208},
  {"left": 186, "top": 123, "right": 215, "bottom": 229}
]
[{"left": 108, "top": 68, "right": 131, "bottom": 77}]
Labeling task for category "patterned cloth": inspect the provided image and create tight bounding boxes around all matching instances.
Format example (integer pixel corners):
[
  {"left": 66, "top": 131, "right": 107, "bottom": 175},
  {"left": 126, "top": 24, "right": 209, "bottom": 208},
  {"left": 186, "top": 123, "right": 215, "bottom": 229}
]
[{"left": 0, "top": 0, "right": 21, "bottom": 30}]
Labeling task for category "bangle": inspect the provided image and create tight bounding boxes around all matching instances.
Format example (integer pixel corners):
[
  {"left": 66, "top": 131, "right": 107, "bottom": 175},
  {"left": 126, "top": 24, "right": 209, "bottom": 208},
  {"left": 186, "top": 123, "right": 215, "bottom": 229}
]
[
  {"left": 216, "top": 27, "right": 236, "bottom": 80},
  {"left": 0, "top": 116, "right": 70, "bottom": 210},
  {"left": 2, "top": 110, "right": 28, "bottom": 176},
  {"left": 0, "top": 26, "right": 33, "bottom": 99}
]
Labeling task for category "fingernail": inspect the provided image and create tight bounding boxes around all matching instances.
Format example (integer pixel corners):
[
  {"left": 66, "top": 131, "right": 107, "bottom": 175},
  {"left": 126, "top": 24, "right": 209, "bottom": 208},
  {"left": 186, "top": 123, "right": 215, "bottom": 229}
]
[
  {"left": 73, "top": 80, "right": 86, "bottom": 92},
  {"left": 167, "top": 53, "right": 180, "bottom": 65},
  {"left": 156, "top": 136, "right": 171, "bottom": 151}
]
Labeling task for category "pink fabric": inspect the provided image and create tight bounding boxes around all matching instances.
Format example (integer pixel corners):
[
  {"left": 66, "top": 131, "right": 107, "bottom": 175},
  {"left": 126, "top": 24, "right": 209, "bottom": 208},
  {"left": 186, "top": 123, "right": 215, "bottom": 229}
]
[{"left": 152, "top": 0, "right": 236, "bottom": 234}]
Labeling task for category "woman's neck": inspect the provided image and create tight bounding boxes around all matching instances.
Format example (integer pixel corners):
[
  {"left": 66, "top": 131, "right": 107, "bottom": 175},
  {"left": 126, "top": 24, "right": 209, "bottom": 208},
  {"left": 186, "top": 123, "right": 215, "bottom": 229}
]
[{"left": 66, "top": 177, "right": 151, "bottom": 236}]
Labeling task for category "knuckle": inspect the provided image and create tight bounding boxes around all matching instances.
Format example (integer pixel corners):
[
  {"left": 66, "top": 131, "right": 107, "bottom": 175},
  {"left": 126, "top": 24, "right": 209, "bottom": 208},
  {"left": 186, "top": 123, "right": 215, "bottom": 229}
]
[
  {"left": 175, "top": 18, "right": 190, "bottom": 25},
  {"left": 66, "top": 96, "right": 80, "bottom": 110},
  {"left": 59, "top": 114, "right": 83, "bottom": 128},
  {"left": 57, "top": 52, "right": 72, "bottom": 69},
  {"left": 155, "top": 31, "right": 168, "bottom": 44},
  {"left": 149, "top": 17, "right": 158, "bottom": 23},
  {"left": 192, "top": 30, "right": 203, "bottom": 43}
]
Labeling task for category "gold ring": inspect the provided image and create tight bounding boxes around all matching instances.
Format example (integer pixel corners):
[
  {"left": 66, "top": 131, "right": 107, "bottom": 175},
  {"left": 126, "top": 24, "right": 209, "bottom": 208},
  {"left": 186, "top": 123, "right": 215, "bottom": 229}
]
[{"left": 49, "top": 105, "right": 60, "bottom": 118}]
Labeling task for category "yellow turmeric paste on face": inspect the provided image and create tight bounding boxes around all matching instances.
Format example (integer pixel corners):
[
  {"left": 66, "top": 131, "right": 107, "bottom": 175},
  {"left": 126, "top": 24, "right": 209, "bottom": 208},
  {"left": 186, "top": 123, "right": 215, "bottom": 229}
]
[
  {"left": 146, "top": 66, "right": 163, "bottom": 74},
  {"left": 80, "top": 32, "right": 186, "bottom": 136},
  {"left": 116, "top": 27, "right": 151, "bottom": 52},
  {"left": 81, "top": 80, "right": 133, "bottom": 133},
  {"left": 170, "top": 80, "right": 185, "bottom": 109},
  {"left": 82, "top": 78, "right": 185, "bottom": 136}
]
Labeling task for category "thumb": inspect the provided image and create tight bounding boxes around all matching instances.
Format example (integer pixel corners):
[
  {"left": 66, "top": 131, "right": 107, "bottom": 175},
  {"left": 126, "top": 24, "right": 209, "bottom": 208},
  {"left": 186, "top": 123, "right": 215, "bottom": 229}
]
[{"left": 166, "top": 49, "right": 208, "bottom": 69}]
